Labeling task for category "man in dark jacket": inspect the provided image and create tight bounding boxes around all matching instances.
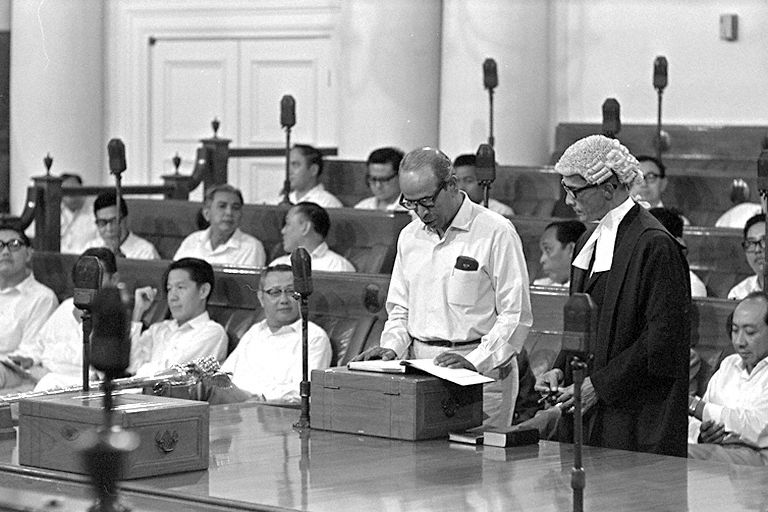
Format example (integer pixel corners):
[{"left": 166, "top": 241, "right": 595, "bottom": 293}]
[{"left": 535, "top": 135, "right": 691, "bottom": 456}]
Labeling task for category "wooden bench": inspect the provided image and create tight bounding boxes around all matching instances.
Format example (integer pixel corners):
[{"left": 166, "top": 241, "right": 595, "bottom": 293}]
[{"left": 125, "top": 199, "right": 412, "bottom": 275}]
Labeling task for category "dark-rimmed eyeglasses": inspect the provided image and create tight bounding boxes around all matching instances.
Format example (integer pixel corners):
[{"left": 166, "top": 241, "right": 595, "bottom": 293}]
[
  {"left": 366, "top": 174, "right": 397, "bottom": 186},
  {"left": 0, "top": 239, "right": 26, "bottom": 252},
  {"left": 561, "top": 180, "right": 601, "bottom": 199},
  {"left": 262, "top": 287, "right": 297, "bottom": 300},
  {"left": 742, "top": 238, "right": 766, "bottom": 252},
  {"left": 95, "top": 217, "right": 120, "bottom": 228},
  {"left": 398, "top": 181, "right": 448, "bottom": 211},
  {"left": 643, "top": 172, "right": 662, "bottom": 184}
]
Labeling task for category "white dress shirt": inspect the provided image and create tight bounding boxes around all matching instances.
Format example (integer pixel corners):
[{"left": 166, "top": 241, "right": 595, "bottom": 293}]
[
  {"left": 14, "top": 297, "right": 81, "bottom": 374},
  {"left": 60, "top": 203, "right": 98, "bottom": 254},
  {"left": 221, "top": 318, "right": 331, "bottom": 403},
  {"left": 487, "top": 198, "right": 515, "bottom": 217},
  {"left": 174, "top": 228, "right": 266, "bottom": 267},
  {"left": 85, "top": 232, "right": 160, "bottom": 260},
  {"left": 271, "top": 241, "right": 355, "bottom": 272},
  {"left": 689, "top": 354, "right": 768, "bottom": 449},
  {"left": 532, "top": 276, "right": 569, "bottom": 288},
  {"left": 268, "top": 184, "right": 343, "bottom": 208},
  {"left": 715, "top": 203, "right": 763, "bottom": 229},
  {"left": 129, "top": 311, "right": 227, "bottom": 377},
  {"left": 0, "top": 274, "right": 58, "bottom": 355},
  {"left": 690, "top": 271, "right": 707, "bottom": 298},
  {"left": 380, "top": 193, "right": 532, "bottom": 374},
  {"left": 728, "top": 275, "right": 762, "bottom": 301},
  {"left": 354, "top": 196, "right": 406, "bottom": 212},
  {"left": 573, "top": 196, "right": 636, "bottom": 274}
]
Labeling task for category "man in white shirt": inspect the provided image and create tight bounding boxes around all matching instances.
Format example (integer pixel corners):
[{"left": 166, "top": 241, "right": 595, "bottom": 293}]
[
  {"left": 85, "top": 191, "right": 160, "bottom": 260},
  {"left": 533, "top": 220, "right": 585, "bottom": 288},
  {"left": 60, "top": 174, "right": 98, "bottom": 254},
  {"left": 354, "top": 147, "right": 532, "bottom": 428},
  {"left": 354, "top": 147, "right": 407, "bottom": 211},
  {"left": 220, "top": 264, "right": 332, "bottom": 403},
  {"left": 688, "top": 292, "right": 768, "bottom": 465},
  {"left": 270, "top": 144, "right": 343, "bottom": 208},
  {"left": 174, "top": 184, "right": 266, "bottom": 267},
  {"left": 130, "top": 258, "right": 227, "bottom": 377},
  {"left": 728, "top": 214, "right": 764, "bottom": 300},
  {"left": 270, "top": 202, "right": 355, "bottom": 272},
  {"left": 0, "top": 225, "right": 58, "bottom": 387},
  {"left": 9, "top": 247, "right": 119, "bottom": 391},
  {"left": 453, "top": 154, "right": 515, "bottom": 217}
]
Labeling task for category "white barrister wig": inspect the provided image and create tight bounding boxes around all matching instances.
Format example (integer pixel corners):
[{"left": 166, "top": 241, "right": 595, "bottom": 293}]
[{"left": 555, "top": 135, "right": 643, "bottom": 188}]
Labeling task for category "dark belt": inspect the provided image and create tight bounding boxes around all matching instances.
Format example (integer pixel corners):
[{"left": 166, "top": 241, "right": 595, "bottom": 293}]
[{"left": 413, "top": 338, "right": 481, "bottom": 348}]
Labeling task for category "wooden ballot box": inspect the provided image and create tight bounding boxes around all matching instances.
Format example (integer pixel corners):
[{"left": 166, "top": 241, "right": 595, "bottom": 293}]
[
  {"left": 18, "top": 391, "right": 209, "bottom": 479},
  {"left": 311, "top": 367, "right": 483, "bottom": 440}
]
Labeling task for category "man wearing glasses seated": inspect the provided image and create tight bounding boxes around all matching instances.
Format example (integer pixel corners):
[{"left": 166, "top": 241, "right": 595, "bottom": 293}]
[
  {"left": 85, "top": 191, "right": 160, "bottom": 260},
  {"left": 218, "top": 264, "right": 331, "bottom": 404},
  {"left": 354, "top": 147, "right": 408, "bottom": 212},
  {"left": 728, "top": 214, "right": 765, "bottom": 300},
  {"left": 353, "top": 147, "right": 532, "bottom": 428}
]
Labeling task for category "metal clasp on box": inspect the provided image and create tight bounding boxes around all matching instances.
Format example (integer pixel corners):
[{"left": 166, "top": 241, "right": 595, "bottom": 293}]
[{"left": 155, "top": 430, "right": 179, "bottom": 453}]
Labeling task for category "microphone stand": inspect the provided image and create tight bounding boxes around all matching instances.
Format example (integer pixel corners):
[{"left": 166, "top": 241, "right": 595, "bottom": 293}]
[
  {"left": 82, "top": 311, "right": 93, "bottom": 392},
  {"left": 655, "top": 87, "right": 664, "bottom": 163},
  {"left": 294, "top": 291, "right": 311, "bottom": 429},
  {"left": 487, "top": 87, "right": 495, "bottom": 148},
  {"left": 281, "top": 125, "right": 292, "bottom": 205},
  {"left": 480, "top": 179, "right": 492, "bottom": 209},
  {"left": 570, "top": 356, "right": 587, "bottom": 512}
]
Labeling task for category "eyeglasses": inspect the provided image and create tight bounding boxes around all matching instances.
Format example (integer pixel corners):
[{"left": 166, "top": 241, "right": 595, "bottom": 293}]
[
  {"left": 95, "top": 217, "right": 120, "bottom": 228},
  {"left": 261, "top": 287, "right": 297, "bottom": 300},
  {"left": 398, "top": 181, "right": 448, "bottom": 211},
  {"left": 0, "top": 239, "right": 26, "bottom": 252},
  {"left": 742, "top": 238, "right": 766, "bottom": 252},
  {"left": 366, "top": 174, "right": 397, "bottom": 186},
  {"left": 561, "top": 180, "right": 600, "bottom": 199},
  {"left": 643, "top": 172, "right": 662, "bottom": 184}
]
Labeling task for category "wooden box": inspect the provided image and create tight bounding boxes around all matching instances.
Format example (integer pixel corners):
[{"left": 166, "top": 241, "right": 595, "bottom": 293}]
[
  {"left": 311, "top": 367, "right": 483, "bottom": 440},
  {"left": 18, "top": 391, "right": 209, "bottom": 479}
]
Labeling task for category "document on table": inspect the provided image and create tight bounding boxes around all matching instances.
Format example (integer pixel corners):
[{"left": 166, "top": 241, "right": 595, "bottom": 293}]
[{"left": 347, "top": 358, "right": 494, "bottom": 386}]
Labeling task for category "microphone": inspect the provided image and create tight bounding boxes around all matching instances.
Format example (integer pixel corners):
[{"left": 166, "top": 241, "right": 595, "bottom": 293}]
[
  {"left": 653, "top": 56, "right": 668, "bottom": 92},
  {"left": 475, "top": 143, "right": 496, "bottom": 183},
  {"left": 107, "top": 138, "right": 127, "bottom": 176},
  {"left": 72, "top": 256, "right": 104, "bottom": 311},
  {"left": 561, "top": 293, "right": 598, "bottom": 356},
  {"left": 90, "top": 287, "right": 130, "bottom": 376},
  {"left": 757, "top": 149, "right": 768, "bottom": 193},
  {"left": 291, "top": 247, "right": 313, "bottom": 298},
  {"left": 483, "top": 58, "right": 498, "bottom": 91},
  {"left": 602, "top": 98, "right": 621, "bottom": 138},
  {"left": 281, "top": 95, "right": 296, "bottom": 129}
]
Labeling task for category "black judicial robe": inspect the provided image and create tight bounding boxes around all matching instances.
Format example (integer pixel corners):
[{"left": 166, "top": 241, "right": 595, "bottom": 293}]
[{"left": 558, "top": 204, "right": 691, "bottom": 457}]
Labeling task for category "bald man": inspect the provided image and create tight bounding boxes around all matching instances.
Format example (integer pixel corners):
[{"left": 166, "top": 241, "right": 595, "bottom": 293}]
[{"left": 354, "top": 147, "right": 532, "bottom": 428}]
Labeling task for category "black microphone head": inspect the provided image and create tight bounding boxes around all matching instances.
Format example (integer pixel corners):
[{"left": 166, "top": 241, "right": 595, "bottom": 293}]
[
  {"left": 290, "top": 247, "right": 313, "bottom": 297},
  {"left": 653, "top": 56, "right": 668, "bottom": 91},
  {"left": 474, "top": 143, "right": 496, "bottom": 183},
  {"left": 280, "top": 95, "right": 296, "bottom": 129},
  {"left": 601, "top": 98, "right": 621, "bottom": 138},
  {"left": 107, "top": 138, "right": 127, "bottom": 175},
  {"left": 757, "top": 149, "right": 768, "bottom": 193},
  {"left": 562, "top": 293, "right": 598, "bottom": 354},
  {"left": 90, "top": 286, "right": 130, "bottom": 376},
  {"left": 73, "top": 256, "right": 104, "bottom": 311},
  {"left": 483, "top": 58, "right": 498, "bottom": 91}
]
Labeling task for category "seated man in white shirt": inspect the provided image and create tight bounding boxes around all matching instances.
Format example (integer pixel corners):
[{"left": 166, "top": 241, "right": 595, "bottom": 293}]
[
  {"left": 688, "top": 291, "right": 768, "bottom": 465},
  {"left": 0, "top": 224, "right": 58, "bottom": 387},
  {"left": 453, "top": 154, "right": 515, "bottom": 217},
  {"left": 269, "top": 144, "right": 343, "bottom": 207},
  {"left": 220, "top": 264, "right": 331, "bottom": 403},
  {"left": 130, "top": 258, "right": 227, "bottom": 377},
  {"left": 10, "top": 248, "right": 119, "bottom": 391},
  {"left": 354, "top": 147, "right": 407, "bottom": 211},
  {"left": 270, "top": 202, "right": 355, "bottom": 272},
  {"left": 173, "top": 184, "right": 266, "bottom": 267},
  {"left": 728, "top": 213, "right": 765, "bottom": 300},
  {"left": 85, "top": 191, "right": 160, "bottom": 260},
  {"left": 533, "top": 220, "right": 585, "bottom": 287},
  {"left": 60, "top": 173, "right": 98, "bottom": 254},
  {"left": 649, "top": 207, "right": 708, "bottom": 297}
]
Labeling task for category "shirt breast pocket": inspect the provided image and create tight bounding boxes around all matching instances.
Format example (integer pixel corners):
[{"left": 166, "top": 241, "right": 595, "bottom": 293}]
[{"left": 447, "top": 268, "right": 482, "bottom": 306}]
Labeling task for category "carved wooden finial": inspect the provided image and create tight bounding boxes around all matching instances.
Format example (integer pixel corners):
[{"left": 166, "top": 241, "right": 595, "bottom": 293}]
[
  {"left": 212, "top": 118, "right": 220, "bottom": 138},
  {"left": 43, "top": 153, "right": 53, "bottom": 176},
  {"left": 172, "top": 152, "right": 181, "bottom": 175}
]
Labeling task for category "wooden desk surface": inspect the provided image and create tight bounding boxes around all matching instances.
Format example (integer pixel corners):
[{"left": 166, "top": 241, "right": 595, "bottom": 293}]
[{"left": 2, "top": 402, "right": 768, "bottom": 511}]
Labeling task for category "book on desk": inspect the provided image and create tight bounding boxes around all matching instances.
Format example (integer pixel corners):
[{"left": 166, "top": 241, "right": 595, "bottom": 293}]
[{"left": 449, "top": 427, "right": 539, "bottom": 447}]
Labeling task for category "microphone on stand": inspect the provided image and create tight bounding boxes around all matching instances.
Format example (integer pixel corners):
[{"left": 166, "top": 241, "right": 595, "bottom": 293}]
[
  {"left": 73, "top": 256, "right": 104, "bottom": 391},
  {"left": 652, "top": 56, "right": 669, "bottom": 161},
  {"left": 291, "top": 247, "right": 313, "bottom": 429},
  {"left": 653, "top": 56, "right": 668, "bottom": 93},
  {"left": 107, "top": 139, "right": 127, "bottom": 257},
  {"left": 280, "top": 95, "right": 296, "bottom": 205},
  {"left": 482, "top": 58, "right": 498, "bottom": 147},
  {"left": 601, "top": 98, "right": 621, "bottom": 139},
  {"left": 475, "top": 143, "right": 496, "bottom": 208}
]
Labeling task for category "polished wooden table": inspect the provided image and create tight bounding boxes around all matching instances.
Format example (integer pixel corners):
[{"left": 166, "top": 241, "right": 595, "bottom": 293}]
[{"left": 1, "top": 402, "right": 768, "bottom": 511}]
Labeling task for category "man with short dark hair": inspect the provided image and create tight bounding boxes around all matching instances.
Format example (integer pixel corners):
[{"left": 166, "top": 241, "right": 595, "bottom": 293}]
[
  {"left": 220, "top": 264, "right": 332, "bottom": 403},
  {"left": 533, "top": 220, "right": 586, "bottom": 287},
  {"left": 174, "top": 184, "right": 266, "bottom": 267},
  {"left": 0, "top": 224, "right": 57, "bottom": 362},
  {"left": 688, "top": 291, "right": 768, "bottom": 465},
  {"left": 270, "top": 144, "right": 342, "bottom": 207},
  {"left": 453, "top": 153, "right": 514, "bottom": 217},
  {"left": 130, "top": 258, "right": 227, "bottom": 377},
  {"left": 85, "top": 191, "right": 159, "bottom": 259},
  {"left": 60, "top": 173, "right": 98, "bottom": 254},
  {"left": 729, "top": 213, "right": 765, "bottom": 300},
  {"left": 271, "top": 202, "right": 355, "bottom": 272},
  {"left": 355, "top": 147, "right": 406, "bottom": 211}
]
